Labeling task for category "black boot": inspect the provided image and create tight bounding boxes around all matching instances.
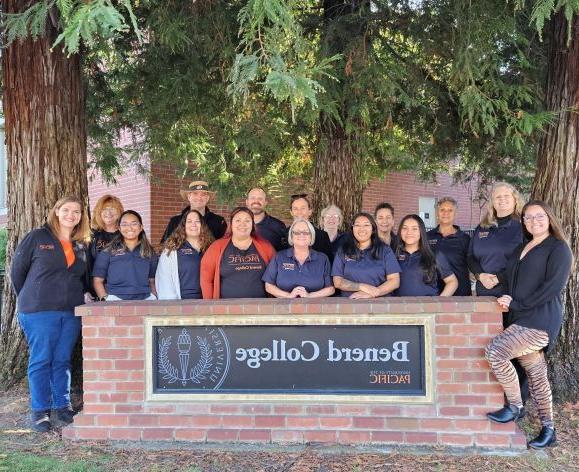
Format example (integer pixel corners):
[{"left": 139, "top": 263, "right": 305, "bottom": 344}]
[
  {"left": 55, "top": 405, "right": 76, "bottom": 424},
  {"left": 528, "top": 426, "right": 556, "bottom": 450},
  {"left": 30, "top": 410, "right": 51, "bottom": 433},
  {"left": 486, "top": 404, "right": 525, "bottom": 423}
]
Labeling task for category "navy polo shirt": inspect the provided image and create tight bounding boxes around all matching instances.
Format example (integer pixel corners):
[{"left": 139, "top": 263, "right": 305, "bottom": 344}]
[
  {"left": 93, "top": 244, "right": 158, "bottom": 300},
  {"left": 256, "top": 213, "right": 288, "bottom": 251},
  {"left": 468, "top": 218, "right": 523, "bottom": 296},
  {"left": 396, "top": 249, "right": 454, "bottom": 296},
  {"left": 262, "top": 248, "right": 332, "bottom": 293},
  {"left": 331, "top": 245, "right": 401, "bottom": 297},
  {"left": 177, "top": 241, "right": 202, "bottom": 299},
  {"left": 427, "top": 226, "right": 471, "bottom": 296}
]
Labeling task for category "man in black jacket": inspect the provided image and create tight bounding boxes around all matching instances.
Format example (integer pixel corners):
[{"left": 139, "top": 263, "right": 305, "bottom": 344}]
[
  {"left": 161, "top": 180, "right": 227, "bottom": 243},
  {"left": 246, "top": 187, "right": 287, "bottom": 250}
]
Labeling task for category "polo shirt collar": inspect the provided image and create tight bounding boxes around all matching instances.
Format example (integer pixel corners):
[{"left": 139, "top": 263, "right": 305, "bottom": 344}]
[{"left": 287, "top": 247, "right": 317, "bottom": 262}]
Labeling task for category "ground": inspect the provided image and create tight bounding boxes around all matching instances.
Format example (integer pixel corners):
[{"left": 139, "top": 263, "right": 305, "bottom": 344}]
[{"left": 0, "top": 387, "right": 577, "bottom": 471}]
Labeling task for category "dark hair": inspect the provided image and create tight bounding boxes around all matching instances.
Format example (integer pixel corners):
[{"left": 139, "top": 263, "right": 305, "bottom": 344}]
[
  {"left": 342, "top": 212, "right": 384, "bottom": 261},
  {"left": 521, "top": 200, "right": 569, "bottom": 243},
  {"left": 246, "top": 187, "right": 267, "bottom": 198},
  {"left": 108, "top": 210, "right": 155, "bottom": 258},
  {"left": 229, "top": 206, "right": 257, "bottom": 238},
  {"left": 163, "top": 209, "right": 214, "bottom": 255},
  {"left": 397, "top": 214, "right": 437, "bottom": 285},
  {"left": 290, "top": 194, "right": 311, "bottom": 209},
  {"left": 374, "top": 202, "right": 395, "bottom": 216}
]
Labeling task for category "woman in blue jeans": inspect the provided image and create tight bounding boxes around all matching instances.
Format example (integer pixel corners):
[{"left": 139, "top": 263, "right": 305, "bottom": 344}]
[{"left": 11, "top": 196, "right": 91, "bottom": 432}]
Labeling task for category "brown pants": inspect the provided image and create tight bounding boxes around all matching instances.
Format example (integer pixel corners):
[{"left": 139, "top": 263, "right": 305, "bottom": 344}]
[{"left": 485, "top": 324, "right": 553, "bottom": 427}]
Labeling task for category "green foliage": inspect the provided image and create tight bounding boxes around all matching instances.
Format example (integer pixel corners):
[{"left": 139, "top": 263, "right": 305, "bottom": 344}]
[
  {"left": 0, "top": 228, "right": 7, "bottom": 271},
  {"left": 3, "top": 1, "right": 52, "bottom": 43}
]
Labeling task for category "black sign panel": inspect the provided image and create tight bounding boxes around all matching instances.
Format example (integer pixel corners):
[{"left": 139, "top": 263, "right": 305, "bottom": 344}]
[{"left": 153, "top": 325, "right": 426, "bottom": 396}]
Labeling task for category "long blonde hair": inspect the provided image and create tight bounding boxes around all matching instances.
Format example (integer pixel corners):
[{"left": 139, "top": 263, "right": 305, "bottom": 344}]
[
  {"left": 47, "top": 196, "right": 91, "bottom": 244},
  {"left": 480, "top": 182, "right": 524, "bottom": 229}
]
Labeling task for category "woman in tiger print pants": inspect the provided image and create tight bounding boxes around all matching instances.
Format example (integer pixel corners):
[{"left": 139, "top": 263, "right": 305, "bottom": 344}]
[{"left": 485, "top": 200, "right": 573, "bottom": 450}]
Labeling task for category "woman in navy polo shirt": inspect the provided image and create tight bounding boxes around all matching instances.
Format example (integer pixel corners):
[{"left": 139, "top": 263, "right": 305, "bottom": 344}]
[
  {"left": 486, "top": 201, "right": 572, "bottom": 449},
  {"left": 332, "top": 213, "right": 400, "bottom": 298},
  {"left": 156, "top": 210, "right": 214, "bottom": 299},
  {"left": 263, "top": 218, "right": 334, "bottom": 298},
  {"left": 93, "top": 210, "right": 158, "bottom": 301},
  {"left": 374, "top": 202, "right": 399, "bottom": 252},
  {"left": 396, "top": 214, "right": 458, "bottom": 296},
  {"left": 467, "top": 182, "right": 524, "bottom": 297},
  {"left": 12, "top": 196, "right": 91, "bottom": 432}
]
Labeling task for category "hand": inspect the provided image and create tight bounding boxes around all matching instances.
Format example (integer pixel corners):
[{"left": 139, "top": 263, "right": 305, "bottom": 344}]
[
  {"left": 359, "top": 283, "right": 381, "bottom": 298},
  {"left": 479, "top": 273, "right": 499, "bottom": 290},
  {"left": 293, "top": 286, "right": 309, "bottom": 298},
  {"left": 84, "top": 292, "right": 95, "bottom": 304},
  {"left": 497, "top": 295, "right": 512, "bottom": 310},
  {"left": 288, "top": 287, "right": 302, "bottom": 298},
  {"left": 349, "top": 291, "right": 373, "bottom": 299}
]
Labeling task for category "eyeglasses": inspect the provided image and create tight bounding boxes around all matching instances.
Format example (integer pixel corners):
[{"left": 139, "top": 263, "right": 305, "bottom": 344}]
[
  {"left": 120, "top": 222, "right": 141, "bottom": 228},
  {"left": 292, "top": 231, "right": 311, "bottom": 236},
  {"left": 102, "top": 207, "right": 118, "bottom": 215},
  {"left": 523, "top": 214, "right": 548, "bottom": 223}
]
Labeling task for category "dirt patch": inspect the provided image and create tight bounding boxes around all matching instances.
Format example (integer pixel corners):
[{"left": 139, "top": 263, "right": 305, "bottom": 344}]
[{"left": 0, "top": 388, "right": 577, "bottom": 471}]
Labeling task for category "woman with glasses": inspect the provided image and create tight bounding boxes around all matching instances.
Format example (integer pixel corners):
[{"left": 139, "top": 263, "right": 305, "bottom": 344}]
[
  {"left": 263, "top": 218, "right": 334, "bottom": 298},
  {"left": 11, "top": 196, "right": 91, "bottom": 432},
  {"left": 320, "top": 204, "right": 347, "bottom": 256},
  {"left": 332, "top": 212, "right": 400, "bottom": 299},
  {"left": 93, "top": 210, "right": 158, "bottom": 301},
  {"left": 155, "top": 210, "right": 214, "bottom": 299},
  {"left": 485, "top": 200, "right": 572, "bottom": 450},
  {"left": 201, "top": 206, "right": 275, "bottom": 299},
  {"left": 89, "top": 194, "right": 124, "bottom": 260},
  {"left": 396, "top": 214, "right": 458, "bottom": 296},
  {"left": 468, "top": 182, "right": 524, "bottom": 297}
]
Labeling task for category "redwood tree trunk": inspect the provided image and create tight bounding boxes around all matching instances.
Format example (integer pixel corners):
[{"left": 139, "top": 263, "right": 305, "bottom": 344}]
[
  {"left": 532, "top": 12, "right": 579, "bottom": 401},
  {"left": 312, "top": 125, "right": 364, "bottom": 226},
  {"left": 0, "top": 0, "right": 88, "bottom": 387}
]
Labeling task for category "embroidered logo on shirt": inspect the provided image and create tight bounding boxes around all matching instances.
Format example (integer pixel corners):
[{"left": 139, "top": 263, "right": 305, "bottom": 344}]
[
  {"left": 180, "top": 248, "right": 194, "bottom": 255},
  {"left": 39, "top": 244, "right": 55, "bottom": 250},
  {"left": 479, "top": 231, "right": 490, "bottom": 238},
  {"left": 397, "top": 254, "right": 406, "bottom": 261},
  {"left": 282, "top": 262, "right": 296, "bottom": 271},
  {"left": 428, "top": 239, "right": 437, "bottom": 246},
  {"left": 111, "top": 249, "right": 127, "bottom": 256}
]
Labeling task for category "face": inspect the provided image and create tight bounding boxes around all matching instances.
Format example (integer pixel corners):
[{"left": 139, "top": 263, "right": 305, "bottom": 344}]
[
  {"left": 352, "top": 216, "right": 373, "bottom": 246},
  {"left": 523, "top": 205, "right": 550, "bottom": 238},
  {"left": 231, "top": 211, "right": 253, "bottom": 238},
  {"left": 185, "top": 212, "right": 201, "bottom": 239},
  {"left": 437, "top": 202, "right": 456, "bottom": 226},
  {"left": 187, "top": 190, "right": 210, "bottom": 211},
  {"left": 291, "top": 221, "right": 312, "bottom": 248},
  {"left": 375, "top": 208, "right": 394, "bottom": 234},
  {"left": 492, "top": 186, "right": 516, "bottom": 216},
  {"left": 56, "top": 202, "right": 82, "bottom": 231},
  {"left": 291, "top": 198, "right": 313, "bottom": 221},
  {"left": 119, "top": 213, "right": 142, "bottom": 242},
  {"left": 400, "top": 218, "right": 421, "bottom": 247},
  {"left": 246, "top": 188, "right": 267, "bottom": 216},
  {"left": 322, "top": 210, "right": 340, "bottom": 230},
  {"left": 100, "top": 204, "right": 120, "bottom": 228}
]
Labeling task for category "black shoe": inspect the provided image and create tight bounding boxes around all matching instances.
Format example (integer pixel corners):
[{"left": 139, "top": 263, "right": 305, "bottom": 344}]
[
  {"left": 528, "top": 426, "right": 556, "bottom": 449},
  {"left": 486, "top": 404, "right": 525, "bottom": 423},
  {"left": 31, "top": 410, "right": 51, "bottom": 433},
  {"left": 55, "top": 406, "right": 76, "bottom": 424}
]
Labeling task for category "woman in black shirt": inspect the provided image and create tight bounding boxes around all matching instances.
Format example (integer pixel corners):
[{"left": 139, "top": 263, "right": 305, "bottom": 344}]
[{"left": 485, "top": 200, "right": 573, "bottom": 449}]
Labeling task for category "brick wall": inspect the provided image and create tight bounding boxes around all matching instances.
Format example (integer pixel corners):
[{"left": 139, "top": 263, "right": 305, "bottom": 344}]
[{"left": 64, "top": 298, "right": 526, "bottom": 450}]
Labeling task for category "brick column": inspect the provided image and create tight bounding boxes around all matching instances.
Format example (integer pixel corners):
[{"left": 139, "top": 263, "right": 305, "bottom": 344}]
[{"left": 63, "top": 298, "right": 526, "bottom": 449}]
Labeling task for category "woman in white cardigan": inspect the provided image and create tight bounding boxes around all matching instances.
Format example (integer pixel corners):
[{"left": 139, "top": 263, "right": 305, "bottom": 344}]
[{"left": 156, "top": 210, "right": 214, "bottom": 299}]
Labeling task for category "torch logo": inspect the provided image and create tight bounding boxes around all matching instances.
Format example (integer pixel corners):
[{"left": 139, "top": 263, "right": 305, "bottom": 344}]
[{"left": 157, "top": 327, "right": 230, "bottom": 390}]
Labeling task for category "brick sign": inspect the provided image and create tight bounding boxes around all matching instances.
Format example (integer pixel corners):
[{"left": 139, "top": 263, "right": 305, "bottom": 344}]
[{"left": 153, "top": 325, "right": 426, "bottom": 396}]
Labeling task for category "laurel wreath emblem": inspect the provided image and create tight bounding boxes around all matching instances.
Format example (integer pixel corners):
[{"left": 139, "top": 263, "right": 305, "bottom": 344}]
[{"left": 158, "top": 335, "right": 214, "bottom": 385}]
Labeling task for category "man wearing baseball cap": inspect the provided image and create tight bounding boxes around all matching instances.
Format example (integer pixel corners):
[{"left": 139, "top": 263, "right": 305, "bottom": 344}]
[{"left": 161, "top": 180, "right": 227, "bottom": 242}]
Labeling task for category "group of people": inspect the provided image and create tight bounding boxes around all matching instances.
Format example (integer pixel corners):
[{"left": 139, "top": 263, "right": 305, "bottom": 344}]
[{"left": 11, "top": 180, "right": 573, "bottom": 451}]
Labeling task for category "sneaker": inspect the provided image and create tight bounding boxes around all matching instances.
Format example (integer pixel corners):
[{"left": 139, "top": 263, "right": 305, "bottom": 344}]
[
  {"left": 31, "top": 410, "right": 51, "bottom": 433},
  {"left": 55, "top": 406, "right": 76, "bottom": 424}
]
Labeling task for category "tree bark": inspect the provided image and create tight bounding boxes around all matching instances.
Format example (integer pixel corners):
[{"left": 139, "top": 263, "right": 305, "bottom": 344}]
[
  {"left": 0, "top": 0, "right": 88, "bottom": 388},
  {"left": 312, "top": 124, "right": 364, "bottom": 226},
  {"left": 532, "top": 11, "right": 579, "bottom": 401}
]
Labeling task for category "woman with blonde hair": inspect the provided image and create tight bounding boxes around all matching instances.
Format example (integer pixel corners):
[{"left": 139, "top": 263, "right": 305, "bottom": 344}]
[
  {"left": 320, "top": 204, "right": 346, "bottom": 256},
  {"left": 89, "top": 194, "right": 124, "bottom": 260},
  {"left": 11, "top": 196, "right": 91, "bottom": 432},
  {"left": 156, "top": 209, "right": 214, "bottom": 299},
  {"left": 467, "top": 182, "right": 525, "bottom": 297}
]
